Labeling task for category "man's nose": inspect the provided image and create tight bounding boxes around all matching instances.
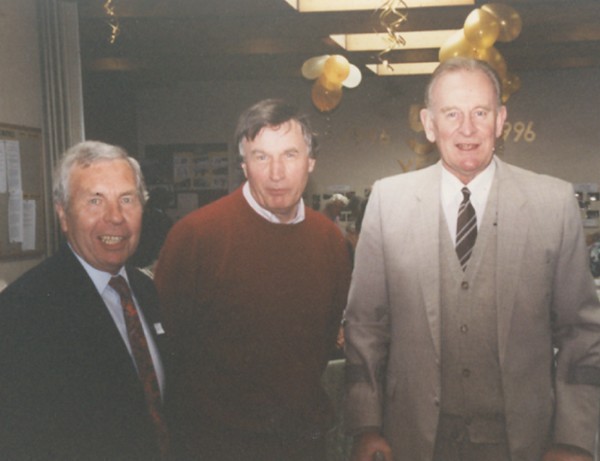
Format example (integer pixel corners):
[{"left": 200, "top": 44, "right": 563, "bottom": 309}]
[
  {"left": 104, "top": 201, "right": 125, "bottom": 223},
  {"left": 460, "top": 114, "right": 477, "bottom": 135},
  {"left": 269, "top": 158, "right": 285, "bottom": 180}
]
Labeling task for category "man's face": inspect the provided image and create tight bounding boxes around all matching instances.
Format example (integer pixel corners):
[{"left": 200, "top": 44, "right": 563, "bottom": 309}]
[
  {"left": 241, "top": 120, "right": 315, "bottom": 223},
  {"left": 56, "top": 159, "right": 143, "bottom": 274},
  {"left": 420, "top": 69, "right": 507, "bottom": 184}
]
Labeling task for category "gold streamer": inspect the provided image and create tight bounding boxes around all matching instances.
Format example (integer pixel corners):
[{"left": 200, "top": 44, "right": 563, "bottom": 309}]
[
  {"left": 376, "top": 0, "right": 408, "bottom": 66},
  {"left": 103, "top": 0, "right": 120, "bottom": 44}
]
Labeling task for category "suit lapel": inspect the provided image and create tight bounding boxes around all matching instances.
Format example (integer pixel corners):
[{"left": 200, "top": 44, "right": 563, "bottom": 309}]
[
  {"left": 414, "top": 165, "right": 443, "bottom": 359},
  {"left": 494, "top": 159, "right": 529, "bottom": 365},
  {"left": 52, "top": 246, "right": 144, "bottom": 384},
  {"left": 412, "top": 160, "right": 529, "bottom": 362}
]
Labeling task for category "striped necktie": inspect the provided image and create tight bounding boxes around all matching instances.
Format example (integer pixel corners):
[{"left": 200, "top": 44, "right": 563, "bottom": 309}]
[
  {"left": 455, "top": 187, "right": 477, "bottom": 271},
  {"left": 109, "top": 275, "right": 169, "bottom": 458}
]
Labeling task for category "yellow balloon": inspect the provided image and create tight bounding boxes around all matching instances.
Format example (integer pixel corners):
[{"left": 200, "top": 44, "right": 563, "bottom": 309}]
[
  {"left": 317, "top": 73, "right": 342, "bottom": 92},
  {"left": 482, "top": 3, "right": 522, "bottom": 42},
  {"left": 463, "top": 8, "right": 500, "bottom": 49},
  {"left": 323, "top": 55, "right": 350, "bottom": 85},
  {"left": 476, "top": 46, "right": 507, "bottom": 80},
  {"left": 439, "top": 30, "right": 478, "bottom": 62},
  {"left": 311, "top": 80, "right": 343, "bottom": 113}
]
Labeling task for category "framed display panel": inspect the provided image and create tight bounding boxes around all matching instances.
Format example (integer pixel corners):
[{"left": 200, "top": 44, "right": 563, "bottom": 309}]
[
  {"left": 142, "top": 143, "right": 231, "bottom": 218},
  {"left": 0, "top": 123, "right": 45, "bottom": 260}
]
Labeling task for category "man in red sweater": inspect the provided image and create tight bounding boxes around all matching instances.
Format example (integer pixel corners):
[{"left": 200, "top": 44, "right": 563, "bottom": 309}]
[{"left": 154, "top": 99, "right": 352, "bottom": 461}]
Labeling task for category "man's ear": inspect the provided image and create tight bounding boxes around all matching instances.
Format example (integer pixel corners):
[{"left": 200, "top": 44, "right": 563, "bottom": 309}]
[
  {"left": 241, "top": 161, "right": 248, "bottom": 179},
  {"left": 55, "top": 203, "right": 68, "bottom": 234},
  {"left": 496, "top": 105, "right": 508, "bottom": 138},
  {"left": 420, "top": 108, "right": 436, "bottom": 143}
]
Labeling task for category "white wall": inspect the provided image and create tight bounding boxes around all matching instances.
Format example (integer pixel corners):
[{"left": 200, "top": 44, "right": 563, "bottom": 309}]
[
  {"left": 0, "top": 0, "right": 43, "bottom": 288},
  {"left": 136, "top": 66, "right": 600, "bottom": 206}
]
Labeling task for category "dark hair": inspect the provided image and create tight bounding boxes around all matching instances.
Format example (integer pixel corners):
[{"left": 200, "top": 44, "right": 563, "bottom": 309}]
[
  {"left": 424, "top": 57, "right": 503, "bottom": 109},
  {"left": 234, "top": 98, "right": 317, "bottom": 158}
]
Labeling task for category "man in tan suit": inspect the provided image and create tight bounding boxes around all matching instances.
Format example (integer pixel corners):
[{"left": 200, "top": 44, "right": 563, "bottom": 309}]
[{"left": 344, "top": 57, "right": 600, "bottom": 461}]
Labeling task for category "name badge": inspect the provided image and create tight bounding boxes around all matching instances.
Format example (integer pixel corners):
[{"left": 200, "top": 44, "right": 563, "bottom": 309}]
[{"left": 153, "top": 322, "right": 165, "bottom": 335}]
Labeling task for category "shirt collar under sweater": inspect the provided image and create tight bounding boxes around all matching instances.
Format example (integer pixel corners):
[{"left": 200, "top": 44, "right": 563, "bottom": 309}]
[{"left": 242, "top": 181, "right": 305, "bottom": 224}]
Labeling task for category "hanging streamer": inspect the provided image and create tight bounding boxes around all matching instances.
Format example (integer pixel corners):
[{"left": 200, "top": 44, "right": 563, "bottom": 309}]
[
  {"left": 103, "top": 0, "right": 121, "bottom": 44},
  {"left": 376, "top": 0, "right": 408, "bottom": 66}
]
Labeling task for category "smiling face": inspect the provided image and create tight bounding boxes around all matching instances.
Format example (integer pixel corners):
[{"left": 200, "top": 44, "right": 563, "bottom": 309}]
[
  {"left": 241, "top": 120, "right": 315, "bottom": 223},
  {"left": 420, "top": 68, "right": 507, "bottom": 184},
  {"left": 56, "top": 159, "right": 143, "bottom": 274}
]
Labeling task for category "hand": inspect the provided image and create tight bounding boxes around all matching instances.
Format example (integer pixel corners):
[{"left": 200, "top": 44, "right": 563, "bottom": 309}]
[
  {"left": 350, "top": 431, "right": 392, "bottom": 461},
  {"left": 336, "top": 325, "right": 345, "bottom": 349},
  {"left": 541, "top": 444, "right": 593, "bottom": 461}
]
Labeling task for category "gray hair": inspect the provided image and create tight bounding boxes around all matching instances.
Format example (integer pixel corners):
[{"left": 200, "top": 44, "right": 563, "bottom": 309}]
[
  {"left": 53, "top": 140, "right": 147, "bottom": 209},
  {"left": 234, "top": 98, "right": 318, "bottom": 159},
  {"left": 424, "top": 57, "right": 503, "bottom": 109}
]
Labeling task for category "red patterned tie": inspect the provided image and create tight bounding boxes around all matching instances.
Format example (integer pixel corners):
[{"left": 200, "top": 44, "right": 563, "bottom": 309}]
[{"left": 109, "top": 275, "right": 169, "bottom": 458}]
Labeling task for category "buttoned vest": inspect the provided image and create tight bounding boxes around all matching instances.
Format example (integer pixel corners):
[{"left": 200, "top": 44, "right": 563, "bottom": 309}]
[{"left": 439, "top": 177, "right": 508, "bottom": 443}]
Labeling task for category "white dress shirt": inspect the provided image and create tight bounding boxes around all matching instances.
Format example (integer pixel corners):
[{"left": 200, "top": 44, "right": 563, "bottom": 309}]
[
  {"left": 72, "top": 248, "right": 166, "bottom": 398},
  {"left": 242, "top": 181, "right": 305, "bottom": 224},
  {"left": 441, "top": 158, "right": 496, "bottom": 245}
]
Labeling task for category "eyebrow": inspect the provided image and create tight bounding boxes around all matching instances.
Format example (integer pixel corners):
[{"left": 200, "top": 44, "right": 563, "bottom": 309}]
[{"left": 440, "top": 104, "right": 493, "bottom": 113}]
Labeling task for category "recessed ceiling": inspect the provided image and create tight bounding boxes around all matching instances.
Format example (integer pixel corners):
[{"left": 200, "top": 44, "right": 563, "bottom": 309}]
[{"left": 76, "top": 0, "right": 600, "bottom": 86}]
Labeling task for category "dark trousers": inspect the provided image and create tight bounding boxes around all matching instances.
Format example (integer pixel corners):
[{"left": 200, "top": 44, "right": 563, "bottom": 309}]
[
  {"left": 433, "top": 414, "right": 511, "bottom": 461},
  {"left": 171, "top": 419, "right": 327, "bottom": 461}
]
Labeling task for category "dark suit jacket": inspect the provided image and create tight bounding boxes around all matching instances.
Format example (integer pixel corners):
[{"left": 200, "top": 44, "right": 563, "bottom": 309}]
[{"left": 0, "top": 244, "right": 167, "bottom": 460}]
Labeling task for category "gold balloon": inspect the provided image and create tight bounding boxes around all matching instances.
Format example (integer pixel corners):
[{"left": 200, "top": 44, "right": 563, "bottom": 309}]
[
  {"left": 323, "top": 55, "right": 350, "bottom": 85},
  {"left": 439, "top": 30, "right": 477, "bottom": 62},
  {"left": 482, "top": 3, "right": 522, "bottom": 42},
  {"left": 463, "top": 8, "right": 500, "bottom": 49},
  {"left": 311, "top": 80, "right": 342, "bottom": 113},
  {"left": 317, "top": 73, "right": 342, "bottom": 92},
  {"left": 476, "top": 46, "right": 507, "bottom": 79}
]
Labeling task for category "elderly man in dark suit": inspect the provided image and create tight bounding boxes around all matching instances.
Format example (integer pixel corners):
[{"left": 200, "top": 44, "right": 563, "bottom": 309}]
[{"left": 0, "top": 141, "right": 168, "bottom": 460}]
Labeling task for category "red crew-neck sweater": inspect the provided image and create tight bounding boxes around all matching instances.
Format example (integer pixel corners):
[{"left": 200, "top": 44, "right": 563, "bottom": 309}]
[{"left": 154, "top": 186, "right": 352, "bottom": 436}]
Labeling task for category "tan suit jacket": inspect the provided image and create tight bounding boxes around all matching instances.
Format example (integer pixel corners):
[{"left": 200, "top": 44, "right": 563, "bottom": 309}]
[{"left": 344, "top": 158, "right": 600, "bottom": 461}]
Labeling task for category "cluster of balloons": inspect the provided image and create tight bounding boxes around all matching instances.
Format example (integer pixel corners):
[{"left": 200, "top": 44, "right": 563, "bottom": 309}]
[
  {"left": 301, "top": 54, "right": 362, "bottom": 112},
  {"left": 439, "top": 3, "right": 523, "bottom": 102}
]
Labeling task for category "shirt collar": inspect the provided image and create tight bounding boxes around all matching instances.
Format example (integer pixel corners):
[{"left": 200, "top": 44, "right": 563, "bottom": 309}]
[
  {"left": 441, "top": 157, "right": 496, "bottom": 202},
  {"left": 68, "top": 244, "right": 128, "bottom": 294},
  {"left": 242, "top": 181, "right": 305, "bottom": 224}
]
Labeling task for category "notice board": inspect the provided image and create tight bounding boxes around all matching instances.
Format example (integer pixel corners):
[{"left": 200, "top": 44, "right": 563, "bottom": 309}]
[{"left": 0, "top": 123, "right": 45, "bottom": 260}]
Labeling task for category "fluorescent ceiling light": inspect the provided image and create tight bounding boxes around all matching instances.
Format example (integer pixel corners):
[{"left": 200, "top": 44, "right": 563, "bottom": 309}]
[
  {"left": 285, "top": 0, "right": 474, "bottom": 12},
  {"left": 331, "top": 30, "right": 456, "bottom": 51},
  {"left": 366, "top": 62, "right": 439, "bottom": 75},
  {"left": 87, "top": 58, "right": 141, "bottom": 71}
]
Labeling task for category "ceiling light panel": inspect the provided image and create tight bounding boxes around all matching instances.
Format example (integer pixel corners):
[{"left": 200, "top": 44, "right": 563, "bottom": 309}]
[
  {"left": 331, "top": 30, "right": 456, "bottom": 51},
  {"left": 285, "top": 0, "right": 474, "bottom": 12},
  {"left": 366, "top": 62, "right": 439, "bottom": 75}
]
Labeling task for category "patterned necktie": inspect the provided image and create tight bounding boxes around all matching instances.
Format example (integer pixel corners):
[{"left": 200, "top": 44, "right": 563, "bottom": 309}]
[
  {"left": 109, "top": 275, "right": 169, "bottom": 458},
  {"left": 456, "top": 187, "right": 477, "bottom": 271}
]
